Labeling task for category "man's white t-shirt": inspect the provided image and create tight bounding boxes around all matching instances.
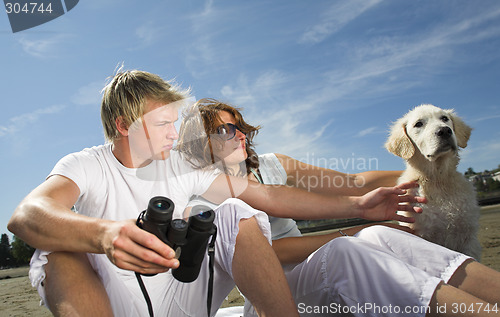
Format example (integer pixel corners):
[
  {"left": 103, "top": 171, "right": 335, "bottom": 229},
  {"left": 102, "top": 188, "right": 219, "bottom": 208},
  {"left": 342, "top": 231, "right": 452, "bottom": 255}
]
[
  {"left": 31, "top": 143, "right": 273, "bottom": 316},
  {"left": 49, "top": 144, "right": 219, "bottom": 221}
]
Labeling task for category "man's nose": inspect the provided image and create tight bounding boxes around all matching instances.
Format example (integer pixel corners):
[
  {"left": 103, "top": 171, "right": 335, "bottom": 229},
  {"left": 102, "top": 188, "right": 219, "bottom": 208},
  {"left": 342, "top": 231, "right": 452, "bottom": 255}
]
[{"left": 167, "top": 125, "right": 179, "bottom": 140}]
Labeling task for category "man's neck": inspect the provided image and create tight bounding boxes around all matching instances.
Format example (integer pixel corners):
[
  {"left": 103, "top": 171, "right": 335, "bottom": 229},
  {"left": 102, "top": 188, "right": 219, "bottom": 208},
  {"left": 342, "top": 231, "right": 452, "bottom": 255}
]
[{"left": 112, "top": 138, "right": 152, "bottom": 168}]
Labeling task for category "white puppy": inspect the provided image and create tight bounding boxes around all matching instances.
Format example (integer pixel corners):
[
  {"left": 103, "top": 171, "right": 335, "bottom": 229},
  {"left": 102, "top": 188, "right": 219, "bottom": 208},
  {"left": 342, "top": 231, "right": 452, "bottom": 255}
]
[{"left": 385, "top": 104, "right": 481, "bottom": 260}]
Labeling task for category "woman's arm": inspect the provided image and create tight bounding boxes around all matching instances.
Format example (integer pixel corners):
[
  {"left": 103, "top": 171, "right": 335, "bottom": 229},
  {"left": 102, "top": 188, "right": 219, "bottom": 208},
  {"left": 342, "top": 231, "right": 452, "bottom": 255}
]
[
  {"left": 272, "top": 223, "right": 414, "bottom": 264},
  {"left": 201, "top": 174, "right": 425, "bottom": 223},
  {"left": 275, "top": 153, "right": 402, "bottom": 196}
]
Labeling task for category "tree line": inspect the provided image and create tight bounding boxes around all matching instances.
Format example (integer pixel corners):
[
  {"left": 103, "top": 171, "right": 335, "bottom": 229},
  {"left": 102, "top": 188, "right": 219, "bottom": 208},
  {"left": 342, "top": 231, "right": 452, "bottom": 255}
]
[{"left": 0, "top": 234, "right": 34, "bottom": 268}]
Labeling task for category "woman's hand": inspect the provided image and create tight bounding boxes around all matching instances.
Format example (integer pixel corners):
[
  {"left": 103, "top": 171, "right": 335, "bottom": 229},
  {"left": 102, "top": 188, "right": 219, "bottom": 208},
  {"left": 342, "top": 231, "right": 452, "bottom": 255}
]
[
  {"left": 100, "top": 219, "right": 179, "bottom": 274},
  {"left": 354, "top": 181, "right": 426, "bottom": 224}
]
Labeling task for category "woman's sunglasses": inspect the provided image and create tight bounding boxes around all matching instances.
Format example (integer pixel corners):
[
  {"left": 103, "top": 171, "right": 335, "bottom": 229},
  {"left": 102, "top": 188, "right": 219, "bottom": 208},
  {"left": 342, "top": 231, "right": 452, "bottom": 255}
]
[{"left": 215, "top": 123, "right": 244, "bottom": 140}]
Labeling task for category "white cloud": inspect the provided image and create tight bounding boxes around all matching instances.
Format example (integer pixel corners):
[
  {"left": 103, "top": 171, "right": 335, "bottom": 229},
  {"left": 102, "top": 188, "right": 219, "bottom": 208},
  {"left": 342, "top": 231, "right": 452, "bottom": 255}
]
[
  {"left": 16, "top": 34, "right": 70, "bottom": 58},
  {"left": 356, "top": 126, "right": 379, "bottom": 138},
  {"left": 0, "top": 105, "right": 65, "bottom": 137},
  {"left": 71, "top": 81, "right": 104, "bottom": 106},
  {"left": 299, "top": 0, "right": 382, "bottom": 44},
  {"left": 220, "top": 70, "right": 291, "bottom": 106},
  {"left": 318, "top": 8, "right": 500, "bottom": 104},
  {"left": 185, "top": 0, "right": 251, "bottom": 77},
  {"left": 219, "top": 70, "right": 337, "bottom": 159},
  {"left": 472, "top": 113, "right": 500, "bottom": 123},
  {"left": 134, "top": 21, "right": 167, "bottom": 47}
]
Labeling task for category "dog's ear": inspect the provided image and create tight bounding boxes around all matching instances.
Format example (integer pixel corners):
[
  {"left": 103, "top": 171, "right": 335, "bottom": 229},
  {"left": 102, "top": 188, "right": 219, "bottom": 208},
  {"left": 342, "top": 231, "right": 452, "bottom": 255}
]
[
  {"left": 447, "top": 109, "right": 472, "bottom": 148},
  {"left": 385, "top": 117, "right": 415, "bottom": 160}
]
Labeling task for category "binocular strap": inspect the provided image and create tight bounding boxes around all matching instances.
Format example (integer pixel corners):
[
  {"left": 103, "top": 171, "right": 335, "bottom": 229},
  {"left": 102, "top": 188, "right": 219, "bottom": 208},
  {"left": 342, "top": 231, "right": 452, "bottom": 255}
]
[
  {"left": 135, "top": 272, "right": 155, "bottom": 317},
  {"left": 207, "top": 226, "right": 217, "bottom": 317}
]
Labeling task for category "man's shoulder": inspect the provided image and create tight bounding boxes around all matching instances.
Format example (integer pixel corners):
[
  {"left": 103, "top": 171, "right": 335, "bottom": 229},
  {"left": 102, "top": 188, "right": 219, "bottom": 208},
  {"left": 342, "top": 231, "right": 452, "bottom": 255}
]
[
  {"left": 80, "top": 144, "right": 111, "bottom": 156},
  {"left": 57, "top": 144, "right": 112, "bottom": 170},
  {"left": 67, "top": 144, "right": 111, "bottom": 160}
]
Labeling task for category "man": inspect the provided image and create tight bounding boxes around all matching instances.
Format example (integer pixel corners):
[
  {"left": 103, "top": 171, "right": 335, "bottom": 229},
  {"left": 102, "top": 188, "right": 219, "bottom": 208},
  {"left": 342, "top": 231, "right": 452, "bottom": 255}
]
[{"left": 8, "top": 69, "right": 422, "bottom": 316}]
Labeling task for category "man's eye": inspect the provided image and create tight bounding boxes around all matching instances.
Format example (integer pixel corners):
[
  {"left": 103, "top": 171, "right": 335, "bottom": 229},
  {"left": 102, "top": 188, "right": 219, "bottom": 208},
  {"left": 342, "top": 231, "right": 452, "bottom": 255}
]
[
  {"left": 441, "top": 116, "right": 449, "bottom": 122},
  {"left": 414, "top": 121, "right": 423, "bottom": 128}
]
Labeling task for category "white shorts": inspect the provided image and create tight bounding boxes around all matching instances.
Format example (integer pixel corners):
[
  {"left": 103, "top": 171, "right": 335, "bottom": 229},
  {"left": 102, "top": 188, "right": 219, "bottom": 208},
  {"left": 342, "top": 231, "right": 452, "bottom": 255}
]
[
  {"left": 244, "top": 225, "right": 471, "bottom": 317},
  {"left": 29, "top": 198, "right": 271, "bottom": 317}
]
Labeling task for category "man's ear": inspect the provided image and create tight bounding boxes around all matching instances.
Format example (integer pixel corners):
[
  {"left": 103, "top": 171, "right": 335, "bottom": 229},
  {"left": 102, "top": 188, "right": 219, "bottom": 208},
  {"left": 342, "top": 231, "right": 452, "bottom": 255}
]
[
  {"left": 385, "top": 117, "right": 415, "bottom": 160},
  {"left": 115, "top": 116, "right": 129, "bottom": 137}
]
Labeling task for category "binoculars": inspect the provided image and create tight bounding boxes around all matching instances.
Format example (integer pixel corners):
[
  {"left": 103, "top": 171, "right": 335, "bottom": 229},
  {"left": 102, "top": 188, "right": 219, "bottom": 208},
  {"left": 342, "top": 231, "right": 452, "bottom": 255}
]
[{"left": 137, "top": 196, "right": 216, "bottom": 282}]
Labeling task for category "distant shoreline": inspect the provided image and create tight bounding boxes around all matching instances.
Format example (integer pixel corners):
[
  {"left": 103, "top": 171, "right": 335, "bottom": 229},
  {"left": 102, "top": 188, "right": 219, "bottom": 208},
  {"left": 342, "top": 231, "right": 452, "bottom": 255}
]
[{"left": 0, "top": 266, "right": 29, "bottom": 280}]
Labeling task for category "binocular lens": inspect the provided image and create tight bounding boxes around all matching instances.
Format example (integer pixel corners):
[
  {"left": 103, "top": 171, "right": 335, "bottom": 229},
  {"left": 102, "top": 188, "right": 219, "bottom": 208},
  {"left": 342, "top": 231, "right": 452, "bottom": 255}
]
[
  {"left": 190, "top": 207, "right": 215, "bottom": 232},
  {"left": 146, "top": 196, "right": 175, "bottom": 223},
  {"left": 155, "top": 202, "right": 169, "bottom": 210},
  {"left": 197, "top": 211, "right": 212, "bottom": 220}
]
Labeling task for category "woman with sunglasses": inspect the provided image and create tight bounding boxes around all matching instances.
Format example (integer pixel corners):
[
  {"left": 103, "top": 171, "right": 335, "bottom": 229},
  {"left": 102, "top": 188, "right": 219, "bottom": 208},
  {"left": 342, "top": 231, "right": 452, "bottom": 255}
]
[
  {"left": 178, "top": 98, "right": 404, "bottom": 264},
  {"left": 176, "top": 98, "right": 500, "bottom": 317}
]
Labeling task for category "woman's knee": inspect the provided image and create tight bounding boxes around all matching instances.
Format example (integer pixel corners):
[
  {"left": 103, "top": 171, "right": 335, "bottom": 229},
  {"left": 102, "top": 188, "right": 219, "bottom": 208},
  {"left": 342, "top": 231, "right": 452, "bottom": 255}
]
[
  {"left": 354, "top": 224, "right": 409, "bottom": 244},
  {"left": 323, "top": 236, "right": 360, "bottom": 261}
]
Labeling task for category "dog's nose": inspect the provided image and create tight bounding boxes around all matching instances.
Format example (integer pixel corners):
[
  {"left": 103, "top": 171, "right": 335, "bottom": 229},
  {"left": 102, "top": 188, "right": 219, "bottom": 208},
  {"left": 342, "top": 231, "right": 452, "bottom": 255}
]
[{"left": 436, "top": 127, "right": 453, "bottom": 139}]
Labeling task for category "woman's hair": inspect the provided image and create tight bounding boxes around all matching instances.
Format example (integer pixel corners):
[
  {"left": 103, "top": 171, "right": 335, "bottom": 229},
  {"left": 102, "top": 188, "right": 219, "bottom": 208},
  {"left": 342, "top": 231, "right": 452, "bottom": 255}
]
[
  {"left": 101, "top": 69, "right": 190, "bottom": 142},
  {"left": 177, "top": 98, "right": 261, "bottom": 175}
]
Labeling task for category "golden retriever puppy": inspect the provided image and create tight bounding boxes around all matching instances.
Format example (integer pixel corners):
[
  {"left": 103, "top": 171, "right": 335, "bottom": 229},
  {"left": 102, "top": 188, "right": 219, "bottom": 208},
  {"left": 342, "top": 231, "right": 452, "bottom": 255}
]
[{"left": 385, "top": 104, "right": 481, "bottom": 260}]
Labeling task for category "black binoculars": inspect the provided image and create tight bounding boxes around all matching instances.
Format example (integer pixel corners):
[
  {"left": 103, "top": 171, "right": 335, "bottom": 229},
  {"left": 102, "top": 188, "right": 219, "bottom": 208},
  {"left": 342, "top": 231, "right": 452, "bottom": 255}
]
[{"left": 137, "top": 196, "right": 216, "bottom": 283}]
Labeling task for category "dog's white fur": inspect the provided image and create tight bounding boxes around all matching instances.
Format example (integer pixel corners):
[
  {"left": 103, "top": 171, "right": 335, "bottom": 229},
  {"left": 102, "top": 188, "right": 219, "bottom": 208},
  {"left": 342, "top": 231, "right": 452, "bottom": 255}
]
[{"left": 385, "top": 104, "right": 481, "bottom": 260}]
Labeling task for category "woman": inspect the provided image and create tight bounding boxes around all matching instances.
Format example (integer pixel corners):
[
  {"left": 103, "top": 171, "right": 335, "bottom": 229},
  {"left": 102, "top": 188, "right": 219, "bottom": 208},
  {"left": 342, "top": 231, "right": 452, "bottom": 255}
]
[
  {"left": 177, "top": 98, "right": 500, "bottom": 317},
  {"left": 178, "top": 98, "right": 404, "bottom": 264}
]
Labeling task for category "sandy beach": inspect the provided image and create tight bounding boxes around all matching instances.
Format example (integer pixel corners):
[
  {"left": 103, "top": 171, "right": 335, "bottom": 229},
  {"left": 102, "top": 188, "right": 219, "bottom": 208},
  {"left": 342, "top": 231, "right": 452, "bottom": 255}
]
[{"left": 1, "top": 204, "right": 499, "bottom": 316}]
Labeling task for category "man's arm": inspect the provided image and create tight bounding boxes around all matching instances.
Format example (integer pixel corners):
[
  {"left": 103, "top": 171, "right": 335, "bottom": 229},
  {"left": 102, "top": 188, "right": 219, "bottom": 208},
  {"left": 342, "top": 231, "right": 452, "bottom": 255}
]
[
  {"left": 8, "top": 175, "right": 178, "bottom": 274},
  {"left": 201, "top": 174, "right": 425, "bottom": 223},
  {"left": 275, "top": 153, "right": 402, "bottom": 196}
]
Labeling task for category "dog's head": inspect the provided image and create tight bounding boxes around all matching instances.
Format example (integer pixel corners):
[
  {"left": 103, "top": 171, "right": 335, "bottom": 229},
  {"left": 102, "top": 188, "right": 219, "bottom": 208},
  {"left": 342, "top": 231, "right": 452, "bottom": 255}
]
[{"left": 385, "top": 104, "right": 471, "bottom": 161}]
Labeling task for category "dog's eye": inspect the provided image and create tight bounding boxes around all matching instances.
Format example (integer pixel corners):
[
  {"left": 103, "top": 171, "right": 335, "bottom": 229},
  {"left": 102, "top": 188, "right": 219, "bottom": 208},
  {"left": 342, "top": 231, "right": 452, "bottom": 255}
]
[
  {"left": 414, "top": 121, "right": 423, "bottom": 128},
  {"left": 441, "top": 116, "right": 449, "bottom": 122}
]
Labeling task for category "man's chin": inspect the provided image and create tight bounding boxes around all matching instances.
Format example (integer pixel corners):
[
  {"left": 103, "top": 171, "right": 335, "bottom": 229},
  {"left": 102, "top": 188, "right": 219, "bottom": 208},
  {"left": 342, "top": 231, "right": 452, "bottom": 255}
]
[{"left": 153, "top": 150, "right": 171, "bottom": 160}]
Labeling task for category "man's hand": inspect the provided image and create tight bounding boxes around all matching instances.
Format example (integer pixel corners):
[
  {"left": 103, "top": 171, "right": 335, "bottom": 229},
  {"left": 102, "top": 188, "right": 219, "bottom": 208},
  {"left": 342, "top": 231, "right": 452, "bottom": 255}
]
[
  {"left": 101, "top": 219, "right": 179, "bottom": 274},
  {"left": 355, "top": 181, "right": 426, "bottom": 224}
]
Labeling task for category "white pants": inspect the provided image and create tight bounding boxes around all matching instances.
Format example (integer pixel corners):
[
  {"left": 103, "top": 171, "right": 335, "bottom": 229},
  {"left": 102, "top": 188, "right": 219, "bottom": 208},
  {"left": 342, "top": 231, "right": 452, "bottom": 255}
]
[
  {"left": 29, "top": 198, "right": 271, "bottom": 317},
  {"left": 245, "top": 225, "right": 470, "bottom": 317}
]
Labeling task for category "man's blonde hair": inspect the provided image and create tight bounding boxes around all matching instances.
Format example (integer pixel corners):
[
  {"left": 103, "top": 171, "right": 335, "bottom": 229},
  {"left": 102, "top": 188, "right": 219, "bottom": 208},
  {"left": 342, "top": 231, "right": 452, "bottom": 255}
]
[{"left": 101, "top": 69, "right": 190, "bottom": 142}]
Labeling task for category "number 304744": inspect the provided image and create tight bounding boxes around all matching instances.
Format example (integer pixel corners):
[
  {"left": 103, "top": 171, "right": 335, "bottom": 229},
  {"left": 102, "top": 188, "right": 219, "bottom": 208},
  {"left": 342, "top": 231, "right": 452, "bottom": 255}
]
[{"left": 5, "top": 2, "right": 54, "bottom": 14}]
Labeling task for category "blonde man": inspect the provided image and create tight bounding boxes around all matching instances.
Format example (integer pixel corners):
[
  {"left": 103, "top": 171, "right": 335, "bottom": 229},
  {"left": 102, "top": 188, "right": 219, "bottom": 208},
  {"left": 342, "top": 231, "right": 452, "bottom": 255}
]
[{"left": 9, "top": 70, "right": 299, "bottom": 316}]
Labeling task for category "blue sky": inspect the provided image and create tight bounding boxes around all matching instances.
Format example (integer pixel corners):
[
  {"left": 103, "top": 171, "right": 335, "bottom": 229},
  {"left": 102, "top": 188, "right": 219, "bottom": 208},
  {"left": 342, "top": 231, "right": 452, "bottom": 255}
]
[{"left": 1, "top": 0, "right": 500, "bottom": 238}]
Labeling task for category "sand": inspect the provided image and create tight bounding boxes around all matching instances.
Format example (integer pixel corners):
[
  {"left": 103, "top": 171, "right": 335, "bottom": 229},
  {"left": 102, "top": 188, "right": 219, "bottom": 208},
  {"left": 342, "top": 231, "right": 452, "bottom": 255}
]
[{"left": 1, "top": 204, "right": 499, "bottom": 316}]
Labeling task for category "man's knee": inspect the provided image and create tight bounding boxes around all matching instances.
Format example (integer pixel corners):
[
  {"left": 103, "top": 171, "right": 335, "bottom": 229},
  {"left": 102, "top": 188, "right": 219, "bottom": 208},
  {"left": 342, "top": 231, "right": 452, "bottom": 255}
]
[
  {"left": 44, "top": 252, "right": 112, "bottom": 316},
  {"left": 45, "top": 252, "right": 93, "bottom": 289}
]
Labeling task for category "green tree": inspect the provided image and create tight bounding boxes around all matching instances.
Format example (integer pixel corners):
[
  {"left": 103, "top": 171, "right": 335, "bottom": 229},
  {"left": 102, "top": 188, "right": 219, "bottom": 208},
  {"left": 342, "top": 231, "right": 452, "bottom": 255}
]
[
  {"left": 0, "top": 234, "right": 13, "bottom": 268},
  {"left": 485, "top": 178, "right": 500, "bottom": 192},
  {"left": 11, "top": 235, "right": 35, "bottom": 266},
  {"left": 465, "top": 167, "right": 476, "bottom": 176}
]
